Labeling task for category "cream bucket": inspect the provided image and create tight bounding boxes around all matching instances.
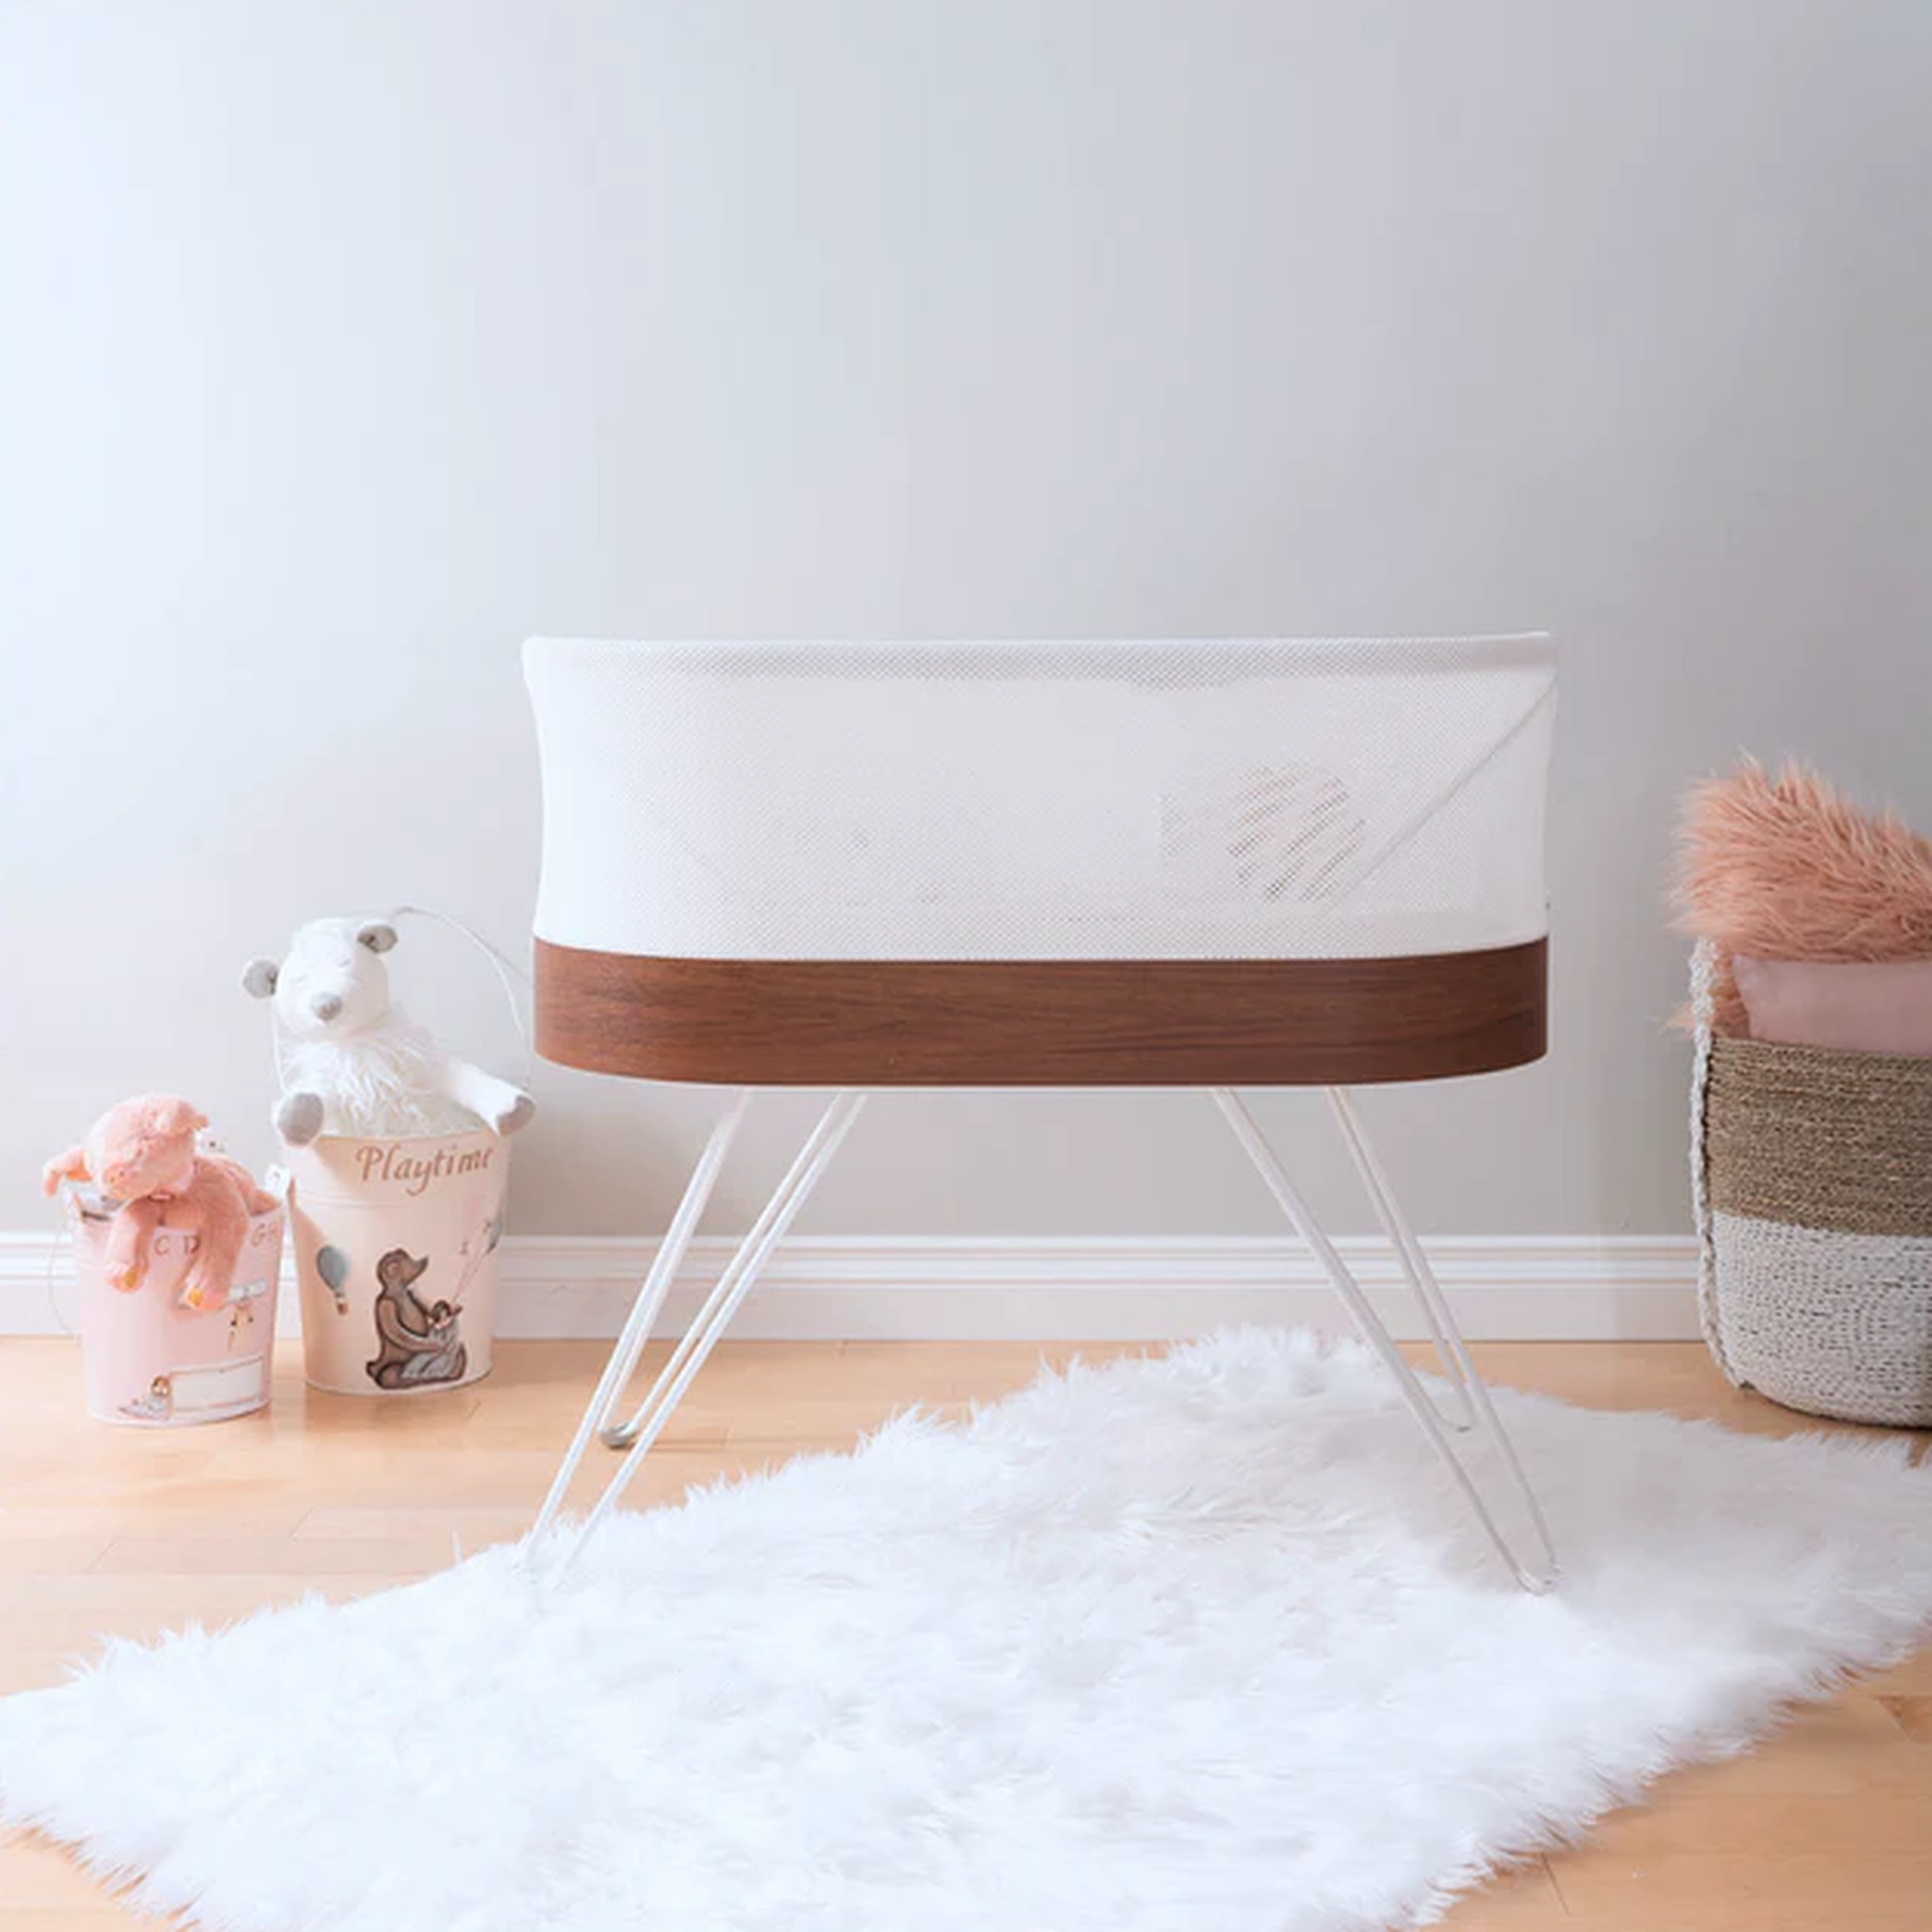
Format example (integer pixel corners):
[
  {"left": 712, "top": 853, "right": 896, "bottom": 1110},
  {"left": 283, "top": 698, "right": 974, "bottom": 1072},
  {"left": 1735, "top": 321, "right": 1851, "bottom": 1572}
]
[{"left": 286, "top": 1130, "right": 506, "bottom": 1396}]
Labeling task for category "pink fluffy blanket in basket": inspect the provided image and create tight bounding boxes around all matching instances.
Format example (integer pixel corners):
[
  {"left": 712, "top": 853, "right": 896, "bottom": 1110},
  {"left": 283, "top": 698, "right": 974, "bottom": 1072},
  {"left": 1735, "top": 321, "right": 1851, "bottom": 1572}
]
[{"left": 1674, "top": 759, "right": 1932, "bottom": 1039}]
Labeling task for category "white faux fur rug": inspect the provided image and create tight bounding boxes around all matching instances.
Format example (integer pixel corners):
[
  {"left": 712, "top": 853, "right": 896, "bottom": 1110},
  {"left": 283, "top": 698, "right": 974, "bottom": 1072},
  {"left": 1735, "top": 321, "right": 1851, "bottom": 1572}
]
[{"left": 3, "top": 1330, "right": 1930, "bottom": 1932}]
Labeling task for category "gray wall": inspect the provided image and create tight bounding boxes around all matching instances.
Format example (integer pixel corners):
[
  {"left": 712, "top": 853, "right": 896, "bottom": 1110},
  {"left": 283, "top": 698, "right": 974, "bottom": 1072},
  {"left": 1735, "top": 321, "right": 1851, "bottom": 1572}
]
[{"left": 3, "top": 1, "right": 1928, "bottom": 1241}]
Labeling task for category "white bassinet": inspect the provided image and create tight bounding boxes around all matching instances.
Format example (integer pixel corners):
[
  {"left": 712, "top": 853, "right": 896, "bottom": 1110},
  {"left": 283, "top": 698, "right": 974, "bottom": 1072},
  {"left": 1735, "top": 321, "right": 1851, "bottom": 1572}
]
[
  {"left": 523, "top": 636, "right": 1561, "bottom": 1593},
  {"left": 526, "top": 635, "right": 1555, "bottom": 964}
]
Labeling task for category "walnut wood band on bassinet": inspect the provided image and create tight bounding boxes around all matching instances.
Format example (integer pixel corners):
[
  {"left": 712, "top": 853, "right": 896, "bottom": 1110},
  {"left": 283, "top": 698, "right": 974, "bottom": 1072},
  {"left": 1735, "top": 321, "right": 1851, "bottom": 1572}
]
[{"left": 534, "top": 939, "right": 1547, "bottom": 1087}]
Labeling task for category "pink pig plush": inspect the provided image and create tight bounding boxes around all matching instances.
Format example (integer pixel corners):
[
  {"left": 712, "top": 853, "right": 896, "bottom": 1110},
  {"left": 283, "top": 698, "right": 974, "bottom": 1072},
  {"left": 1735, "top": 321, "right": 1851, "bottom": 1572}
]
[{"left": 43, "top": 1096, "right": 276, "bottom": 1310}]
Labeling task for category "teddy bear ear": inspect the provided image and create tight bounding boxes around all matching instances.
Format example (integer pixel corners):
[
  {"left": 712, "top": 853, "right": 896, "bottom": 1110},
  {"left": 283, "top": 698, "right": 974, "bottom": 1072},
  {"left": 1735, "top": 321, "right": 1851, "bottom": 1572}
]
[
  {"left": 357, "top": 921, "right": 398, "bottom": 955},
  {"left": 242, "top": 957, "right": 279, "bottom": 998}
]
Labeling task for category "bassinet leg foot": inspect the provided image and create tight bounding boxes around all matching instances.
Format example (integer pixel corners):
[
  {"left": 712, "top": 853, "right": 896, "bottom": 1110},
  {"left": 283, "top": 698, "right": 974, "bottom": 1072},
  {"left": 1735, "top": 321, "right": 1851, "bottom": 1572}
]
[
  {"left": 526, "top": 1092, "right": 752, "bottom": 1550},
  {"left": 537, "top": 1089, "right": 869, "bottom": 1581},
  {"left": 1211, "top": 1088, "right": 1559, "bottom": 1594}
]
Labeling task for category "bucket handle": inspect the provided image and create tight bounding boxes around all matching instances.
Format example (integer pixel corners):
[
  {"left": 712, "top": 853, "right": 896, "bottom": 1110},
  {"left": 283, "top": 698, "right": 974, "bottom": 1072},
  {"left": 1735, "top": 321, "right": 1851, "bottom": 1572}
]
[
  {"left": 387, "top": 903, "right": 535, "bottom": 1090},
  {"left": 42, "top": 1207, "right": 78, "bottom": 1336}
]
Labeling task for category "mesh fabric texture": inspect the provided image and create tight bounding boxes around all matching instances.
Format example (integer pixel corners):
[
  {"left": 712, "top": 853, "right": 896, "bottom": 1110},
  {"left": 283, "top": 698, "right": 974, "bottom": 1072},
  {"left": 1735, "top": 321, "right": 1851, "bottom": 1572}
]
[{"left": 526, "top": 637, "right": 1555, "bottom": 962}]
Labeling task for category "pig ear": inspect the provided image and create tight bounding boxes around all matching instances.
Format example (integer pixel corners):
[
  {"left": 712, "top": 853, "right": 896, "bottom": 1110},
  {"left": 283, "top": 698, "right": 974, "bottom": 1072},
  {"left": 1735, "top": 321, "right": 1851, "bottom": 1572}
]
[
  {"left": 356, "top": 921, "right": 398, "bottom": 955},
  {"left": 151, "top": 1097, "right": 208, "bottom": 1137},
  {"left": 242, "top": 957, "right": 279, "bottom": 998}
]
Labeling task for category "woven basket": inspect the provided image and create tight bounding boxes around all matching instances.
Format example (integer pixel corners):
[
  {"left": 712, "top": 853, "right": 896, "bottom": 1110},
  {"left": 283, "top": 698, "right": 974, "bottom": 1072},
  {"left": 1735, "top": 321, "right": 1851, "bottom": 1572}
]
[{"left": 1690, "top": 945, "right": 1932, "bottom": 1425}]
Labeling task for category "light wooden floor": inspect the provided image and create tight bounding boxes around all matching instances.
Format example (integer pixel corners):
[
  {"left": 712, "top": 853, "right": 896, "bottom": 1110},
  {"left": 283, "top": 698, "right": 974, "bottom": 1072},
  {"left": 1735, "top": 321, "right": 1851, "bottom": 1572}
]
[{"left": 1, "top": 1337, "right": 1926, "bottom": 1929}]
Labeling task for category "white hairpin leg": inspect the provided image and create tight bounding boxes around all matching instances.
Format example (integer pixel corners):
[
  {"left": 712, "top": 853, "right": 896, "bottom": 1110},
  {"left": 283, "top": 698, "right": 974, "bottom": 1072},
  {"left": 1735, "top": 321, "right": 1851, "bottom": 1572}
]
[
  {"left": 532, "top": 1090, "right": 868, "bottom": 1580},
  {"left": 1323, "top": 1090, "right": 1475, "bottom": 1435},
  {"left": 527, "top": 1091, "right": 751, "bottom": 1547},
  {"left": 1212, "top": 1088, "right": 1558, "bottom": 1593}
]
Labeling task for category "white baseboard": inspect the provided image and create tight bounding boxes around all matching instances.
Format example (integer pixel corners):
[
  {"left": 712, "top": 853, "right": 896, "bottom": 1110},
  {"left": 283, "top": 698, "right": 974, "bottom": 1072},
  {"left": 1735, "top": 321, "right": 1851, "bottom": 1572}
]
[{"left": 0, "top": 1232, "right": 1699, "bottom": 1342}]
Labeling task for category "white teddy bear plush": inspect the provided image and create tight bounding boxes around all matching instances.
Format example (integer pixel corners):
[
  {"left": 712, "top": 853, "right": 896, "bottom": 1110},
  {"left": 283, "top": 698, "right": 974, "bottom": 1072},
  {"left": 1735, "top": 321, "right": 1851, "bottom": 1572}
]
[{"left": 242, "top": 916, "right": 535, "bottom": 1146}]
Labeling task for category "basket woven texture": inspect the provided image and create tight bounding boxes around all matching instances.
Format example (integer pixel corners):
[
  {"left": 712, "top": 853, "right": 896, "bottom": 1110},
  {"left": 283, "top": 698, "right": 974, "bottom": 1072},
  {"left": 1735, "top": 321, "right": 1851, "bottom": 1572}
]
[{"left": 1691, "top": 948, "right": 1932, "bottom": 1426}]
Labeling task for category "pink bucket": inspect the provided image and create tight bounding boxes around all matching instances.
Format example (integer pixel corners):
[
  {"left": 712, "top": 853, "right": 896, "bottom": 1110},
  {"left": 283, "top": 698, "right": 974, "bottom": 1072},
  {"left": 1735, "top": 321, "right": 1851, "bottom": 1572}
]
[
  {"left": 69, "top": 1199, "right": 286, "bottom": 1426},
  {"left": 286, "top": 1130, "right": 506, "bottom": 1397}
]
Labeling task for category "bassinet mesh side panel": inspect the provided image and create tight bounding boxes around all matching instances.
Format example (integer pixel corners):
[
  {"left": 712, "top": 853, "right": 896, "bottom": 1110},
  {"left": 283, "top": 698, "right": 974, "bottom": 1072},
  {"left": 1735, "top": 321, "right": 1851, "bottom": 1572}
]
[{"left": 526, "top": 638, "right": 1555, "bottom": 963}]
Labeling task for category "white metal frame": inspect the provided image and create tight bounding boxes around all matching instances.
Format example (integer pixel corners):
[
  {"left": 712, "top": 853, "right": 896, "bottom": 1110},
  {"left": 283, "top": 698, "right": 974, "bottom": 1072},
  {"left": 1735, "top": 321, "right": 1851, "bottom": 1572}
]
[{"left": 526, "top": 1088, "right": 1558, "bottom": 1592}]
